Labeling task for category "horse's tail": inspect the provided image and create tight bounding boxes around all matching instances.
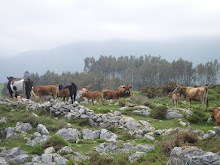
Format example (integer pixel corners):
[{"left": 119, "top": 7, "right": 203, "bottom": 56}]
[
  {"left": 204, "top": 86, "right": 208, "bottom": 112},
  {"left": 71, "top": 82, "right": 77, "bottom": 102}
]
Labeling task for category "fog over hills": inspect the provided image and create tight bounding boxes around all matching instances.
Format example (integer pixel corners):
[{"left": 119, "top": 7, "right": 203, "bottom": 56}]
[{"left": 0, "top": 38, "right": 220, "bottom": 83}]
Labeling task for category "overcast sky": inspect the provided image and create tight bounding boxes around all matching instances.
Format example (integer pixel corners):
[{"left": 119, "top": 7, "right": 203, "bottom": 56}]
[{"left": 0, "top": 0, "right": 220, "bottom": 58}]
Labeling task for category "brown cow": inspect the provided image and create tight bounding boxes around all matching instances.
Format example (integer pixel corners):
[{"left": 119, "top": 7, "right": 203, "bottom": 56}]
[
  {"left": 82, "top": 91, "right": 101, "bottom": 104},
  {"left": 175, "top": 84, "right": 208, "bottom": 111},
  {"left": 118, "top": 85, "right": 132, "bottom": 97},
  {"left": 81, "top": 86, "right": 92, "bottom": 93},
  {"left": 208, "top": 107, "right": 220, "bottom": 126},
  {"left": 103, "top": 90, "right": 119, "bottom": 101},
  {"left": 57, "top": 88, "right": 70, "bottom": 102},
  {"left": 169, "top": 92, "right": 180, "bottom": 108},
  {"left": 31, "top": 85, "right": 59, "bottom": 99}
]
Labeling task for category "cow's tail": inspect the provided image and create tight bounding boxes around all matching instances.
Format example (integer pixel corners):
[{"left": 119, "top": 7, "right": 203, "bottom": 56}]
[
  {"left": 31, "top": 87, "right": 39, "bottom": 98},
  {"left": 23, "top": 80, "right": 26, "bottom": 98},
  {"left": 204, "top": 86, "right": 208, "bottom": 112}
]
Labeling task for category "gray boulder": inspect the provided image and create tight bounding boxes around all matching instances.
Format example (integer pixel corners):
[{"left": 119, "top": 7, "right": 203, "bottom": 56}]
[
  {"left": 5, "top": 127, "right": 17, "bottom": 139},
  {"left": 26, "top": 134, "right": 50, "bottom": 146},
  {"left": 0, "top": 157, "right": 8, "bottom": 165},
  {"left": 94, "top": 143, "right": 119, "bottom": 153},
  {"left": 166, "top": 110, "right": 183, "bottom": 119},
  {"left": 56, "top": 128, "right": 81, "bottom": 140},
  {"left": 53, "top": 153, "right": 67, "bottom": 165},
  {"left": 82, "top": 129, "right": 101, "bottom": 140},
  {"left": 58, "top": 146, "right": 73, "bottom": 154},
  {"left": 0, "top": 117, "right": 7, "bottom": 123},
  {"left": 129, "top": 152, "right": 145, "bottom": 162},
  {"left": 134, "top": 144, "right": 155, "bottom": 152},
  {"left": 15, "top": 122, "right": 32, "bottom": 132},
  {"left": 167, "top": 146, "right": 220, "bottom": 165},
  {"left": 100, "top": 129, "right": 117, "bottom": 142},
  {"left": 36, "top": 124, "right": 49, "bottom": 134},
  {"left": 215, "top": 127, "right": 220, "bottom": 136}
]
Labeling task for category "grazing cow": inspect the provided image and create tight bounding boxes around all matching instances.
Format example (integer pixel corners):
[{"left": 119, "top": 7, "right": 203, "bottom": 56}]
[
  {"left": 169, "top": 92, "right": 180, "bottom": 108},
  {"left": 58, "top": 85, "right": 70, "bottom": 102},
  {"left": 103, "top": 90, "right": 119, "bottom": 100},
  {"left": 7, "top": 77, "right": 33, "bottom": 99},
  {"left": 31, "top": 85, "right": 59, "bottom": 99},
  {"left": 175, "top": 84, "right": 208, "bottom": 111},
  {"left": 82, "top": 91, "right": 101, "bottom": 104},
  {"left": 118, "top": 85, "right": 132, "bottom": 97},
  {"left": 208, "top": 107, "right": 220, "bottom": 126},
  {"left": 6, "top": 90, "right": 23, "bottom": 99},
  {"left": 59, "top": 83, "right": 77, "bottom": 104},
  {"left": 81, "top": 86, "right": 92, "bottom": 93}
]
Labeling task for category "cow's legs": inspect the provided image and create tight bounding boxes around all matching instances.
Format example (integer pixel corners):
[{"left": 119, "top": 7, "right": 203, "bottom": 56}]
[{"left": 15, "top": 92, "right": 18, "bottom": 99}]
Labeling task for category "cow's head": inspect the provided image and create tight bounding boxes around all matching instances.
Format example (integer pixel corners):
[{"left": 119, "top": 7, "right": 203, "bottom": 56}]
[
  {"left": 85, "top": 86, "right": 92, "bottom": 92},
  {"left": 208, "top": 109, "right": 215, "bottom": 118},
  {"left": 118, "top": 85, "right": 132, "bottom": 96}
]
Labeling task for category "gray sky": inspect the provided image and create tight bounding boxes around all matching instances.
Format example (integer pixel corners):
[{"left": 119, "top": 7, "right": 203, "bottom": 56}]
[{"left": 0, "top": 0, "right": 220, "bottom": 58}]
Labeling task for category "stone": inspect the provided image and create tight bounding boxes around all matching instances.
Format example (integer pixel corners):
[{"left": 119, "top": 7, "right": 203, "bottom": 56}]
[
  {"left": 114, "top": 111, "right": 121, "bottom": 116},
  {"left": 82, "top": 129, "right": 100, "bottom": 140},
  {"left": 215, "top": 127, "right": 220, "bottom": 136},
  {"left": 207, "top": 130, "right": 216, "bottom": 138},
  {"left": 94, "top": 143, "right": 119, "bottom": 153},
  {"left": 15, "top": 122, "right": 32, "bottom": 132},
  {"left": 100, "top": 129, "right": 117, "bottom": 142},
  {"left": 134, "top": 144, "right": 155, "bottom": 152},
  {"left": 0, "top": 157, "right": 8, "bottom": 165},
  {"left": 144, "top": 134, "right": 155, "bottom": 141},
  {"left": 5, "top": 127, "right": 17, "bottom": 139},
  {"left": 0, "top": 117, "right": 7, "bottom": 123},
  {"left": 166, "top": 110, "right": 183, "bottom": 119},
  {"left": 58, "top": 146, "right": 73, "bottom": 154},
  {"left": 26, "top": 135, "right": 50, "bottom": 146},
  {"left": 53, "top": 153, "right": 67, "bottom": 165},
  {"left": 36, "top": 124, "right": 49, "bottom": 134},
  {"left": 167, "top": 146, "right": 220, "bottom": 165},
  {"left": 44, "top": 147, "right": 55, "bottom": 154},
  {"left": 129, "top": 152, "right": 145, "bottom": 162},
  {"left": 203, "top": 134, "right": 210, "bottom": 140},
  {"left": 41, "top": 154, "right": 53, "bottom": 164},
  {"left": 56, "top": 128, "right": 81, "bottom": 141}
]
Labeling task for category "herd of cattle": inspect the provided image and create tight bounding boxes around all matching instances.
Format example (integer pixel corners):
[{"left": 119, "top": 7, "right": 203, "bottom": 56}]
[{"left": 5, "top": 76, "right": 220, "bottom": 126}]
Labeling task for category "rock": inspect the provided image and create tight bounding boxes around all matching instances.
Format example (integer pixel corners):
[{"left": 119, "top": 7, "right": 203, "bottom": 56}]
[
  {"left": 203, "top": 134, "right": 210, "bottom": 140},
  {"left": 179, "top": 121, "right": 187, "bottom": 126},
  {"left": 128, "top": 103, "right": 136, "bottom": 107},
  {"left": 53, "top": 153, "right": 67, "bottom": 165},
  {"left": 41, "top": 154, "right": 53, "bottom": 164},
  {"left": 114, "top": 111, "right": 121, "bottom": 116},
  {"left": 58, "top": 146, "right": 73, "bottom": 154},
  {"left": 0, "top": 157, "right": 8, "bottom": 165},
  {"left": 129, "top": 152, "right": 145, "bottom": 162},
  {"left": 56, "top": 128, "right": 81, "bottom": 141},
  {"left": 65, "top": 152, "right": 89, "bottom": 161},
  {"left": 0, "top": 117, "right": 7, "bottom": 123},
  {"left": 144, "top": 134, "right": 155, "bottom": 141},
  {"left": 15, "top": 122, "right": 32, "bottom": 132},
  {"left": 26, "top": 134, "right": 50, "bottom": 146},
  {"left": 82, "top": 129, "right": 100, "bottom": 140},
  {"left": 0, "top": 147, "right": 29, "bottom": 164},
  {"left": 44, "top": 147, "right": 55, "bottom": 154},
  {"left": 36, "top": 124, "right": 49, "bottom": 134},
  {"left": 5, "top": 127, "right": 17, "bottom": 139},
  {"left": 100, "top": 129, "right": 117, "bottom": 142},
  {"left": 94, "top": 143, "right": 119, "bottom": 153},
  {"left": 166, "top": 110, "right": 183, "bottom": 119},
  {"left": 167, "top": 146, "right": 220, "bottom": 165},
  {"left": 215, "top": 127, "right": 220, "bottom": 136},
  {"left": 118, "top": 107, "right": 128, "bottom": 110},
  {"left": 207, "top": 130, "right": 216, "bottom": 138},
  {"left": 193, "top": 130, "right": 205, "bottom": 136},
  {"left": 134, "top": 144, "right": 155, "bottom": 152}
]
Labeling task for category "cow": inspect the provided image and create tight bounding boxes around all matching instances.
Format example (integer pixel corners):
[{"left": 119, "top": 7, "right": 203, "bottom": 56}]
[
  {"left": 81, "top": 86, "right": 92, "bottom": 93},
  {"left": 208, "top": 107, "right": 220, "bottom": 126},
  {"left": 7, "top": 77, "right": 33, "bottom": 99},
  {"left": 82, "top": 91, "right": 101, "bottom": 104},
  {"left": 57, "top": 85, "right": 70, "bottom": 102},
  {"left": 103, "top": 90, "right": 119, "bottom": 101},
  {"left": 6, "top": 89, "right": 23, "bottom": 100},
  {"left": 169, "top": 92, "right": 180, "bottom": 109},
  {"left": 31, "top": 85, "right": 59, "bottom": 99},
  {"left": 59, "top": 83, "right": 77, "bottom": 104},
  {"left": 118, "top": 85, "right": 132, "bottom": 97},
  {"left": 175, "top": 84, "right": 208, "bottom": 111}
]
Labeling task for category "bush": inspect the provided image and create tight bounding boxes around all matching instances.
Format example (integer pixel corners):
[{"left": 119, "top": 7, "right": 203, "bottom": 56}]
[
  {"left": 89, "top": 153, "right": 113, "bottom": 165},
  {"left": 31, "top": 144, "right": 44, "bottom": 155},
  {"left": 157, "top": 131, "right": 199, "bottom": 156},
  {"left": 42, "top": 135, "right": 68, "bottom": 151},
  {"left": 187, "top": 110, "right": 208, "bottom": 124},
  {"left": 118, "top": 98, "right": 126, "bottom": 107},
  {"left": 150, "top": 106, "right": 168, "bottom": 119},
  {"left": 143, "top": 101, "right": 156, "bottom": 109}
]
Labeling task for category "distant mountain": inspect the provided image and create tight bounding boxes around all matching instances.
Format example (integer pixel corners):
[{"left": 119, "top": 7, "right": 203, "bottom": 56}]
[{"left": 0, "top": 38, "right": 220, "bottom": 83}]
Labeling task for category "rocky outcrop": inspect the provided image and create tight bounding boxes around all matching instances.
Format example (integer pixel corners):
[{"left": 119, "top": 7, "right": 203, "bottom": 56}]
[
  {"left": 55, "top": 128, "right": 81, "bottom": 141},
  {"left": 167, "top": 146, "right": 220, "bottom": 165}
]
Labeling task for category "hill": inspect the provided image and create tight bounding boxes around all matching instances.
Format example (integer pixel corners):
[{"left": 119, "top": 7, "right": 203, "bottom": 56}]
[{"left": 0, "top": 38, "right": 219, "bottom": 83}]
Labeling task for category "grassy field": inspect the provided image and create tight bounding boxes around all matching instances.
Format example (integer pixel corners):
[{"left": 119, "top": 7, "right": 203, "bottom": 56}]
[{"left": 0, "top": 87, "right": 219, "bottom": 164}]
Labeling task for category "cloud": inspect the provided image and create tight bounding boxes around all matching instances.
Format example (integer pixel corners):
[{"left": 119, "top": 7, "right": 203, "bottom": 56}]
[{"left": 0, "top": 0, "right": 220, "bottom": 56}]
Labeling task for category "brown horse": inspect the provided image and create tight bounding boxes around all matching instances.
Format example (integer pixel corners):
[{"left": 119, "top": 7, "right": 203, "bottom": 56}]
[{"left": 175, "top": 84, "right": 208, "bottom": 111}]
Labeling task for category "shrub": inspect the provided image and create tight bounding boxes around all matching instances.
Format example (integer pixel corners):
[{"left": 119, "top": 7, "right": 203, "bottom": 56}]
[
  {"left": 150, "top": 106, "right": 168, "bottom": 119},
  {"left": 157, "top": 131, "right": 199, "bottom": 156},
  {"left": 143, "top": 101, "right": 156, "bottom": 109},
  {"left": 42, "top": 135, "right": 68, "bottom": 151},
  {"left": 187, "top": 110, "right": 208, "bottom": 124},
  {"left": 31, "top": 144, "right": 44, "bottom": 155},
  {"left": 89, "top": 153, "right": 113, "bottom": 165},
  {"left": 118, "top": 98, "right": 126, "bottom": 107}
]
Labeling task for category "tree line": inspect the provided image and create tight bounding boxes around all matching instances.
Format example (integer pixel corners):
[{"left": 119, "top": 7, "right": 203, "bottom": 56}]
[{"left": 2, "top": 55, "right": 220, "bottom": 96}]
